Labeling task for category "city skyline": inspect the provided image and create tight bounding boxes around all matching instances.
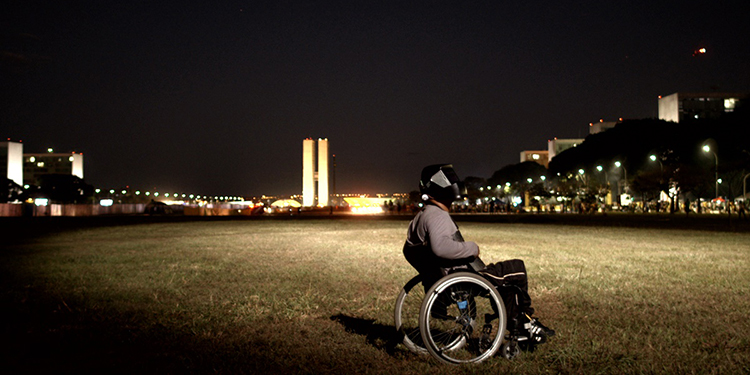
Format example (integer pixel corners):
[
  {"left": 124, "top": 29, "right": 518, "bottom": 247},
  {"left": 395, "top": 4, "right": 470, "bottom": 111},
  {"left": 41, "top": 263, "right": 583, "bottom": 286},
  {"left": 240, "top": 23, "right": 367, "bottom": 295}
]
[{"left": 3, "top": 2, "right": 749, "bottom": 196}]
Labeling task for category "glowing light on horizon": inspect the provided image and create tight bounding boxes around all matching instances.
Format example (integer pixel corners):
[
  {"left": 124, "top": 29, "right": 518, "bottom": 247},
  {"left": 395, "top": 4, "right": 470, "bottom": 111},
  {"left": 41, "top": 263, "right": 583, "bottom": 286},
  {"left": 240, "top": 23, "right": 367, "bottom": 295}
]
[{"left": 351, "top": 206, "right": 384, "bottom": 214}]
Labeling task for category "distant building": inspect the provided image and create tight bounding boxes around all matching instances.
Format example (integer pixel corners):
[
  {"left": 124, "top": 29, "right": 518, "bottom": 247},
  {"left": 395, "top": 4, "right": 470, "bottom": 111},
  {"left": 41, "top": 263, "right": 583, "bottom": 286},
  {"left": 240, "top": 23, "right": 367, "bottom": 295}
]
[
  {"left": 658, "top": 92, "right": 748, "bottom": 123},
  {"left": 23, "top": 150, "right": 84, "bottom": 186},
  {"left": 548, "top": 138, "right": 584, "bottom": 160},
  {"left": 302, "top": 138, "right": 330, "bottom": 207},
  {"left": 589, "top": 119, "right": 620, "bottom": 134},
  {"left": 520, "top": 150, "right": 549, "bottom": 168},
  {"left": 1, "top": 140, "right": 24, "bottom": 186}
]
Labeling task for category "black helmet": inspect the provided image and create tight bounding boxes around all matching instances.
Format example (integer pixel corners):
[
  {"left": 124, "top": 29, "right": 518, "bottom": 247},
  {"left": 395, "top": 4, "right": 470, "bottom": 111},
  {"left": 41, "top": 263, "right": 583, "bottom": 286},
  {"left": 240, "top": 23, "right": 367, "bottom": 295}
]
[{"left": 420, "top": 164, "right": 465, "bottom": 203}]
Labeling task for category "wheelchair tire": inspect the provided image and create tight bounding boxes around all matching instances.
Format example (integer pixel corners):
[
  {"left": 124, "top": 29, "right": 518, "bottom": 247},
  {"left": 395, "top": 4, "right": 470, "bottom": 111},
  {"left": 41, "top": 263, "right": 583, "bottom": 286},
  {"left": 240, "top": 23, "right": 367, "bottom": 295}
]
[
  {"left": 500, "top": 340, "right": 520, "bottom": 359},
  {"left": 419, "top": 272, "right": 507, "bottom": 365},
  {"left": 394, "top": 275, "right": 428, "bottom": 354}
]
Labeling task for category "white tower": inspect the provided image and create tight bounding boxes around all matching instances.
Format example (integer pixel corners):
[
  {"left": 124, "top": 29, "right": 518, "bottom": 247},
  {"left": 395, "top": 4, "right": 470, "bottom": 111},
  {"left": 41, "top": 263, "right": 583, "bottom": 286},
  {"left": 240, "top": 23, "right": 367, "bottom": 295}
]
[
  {"left": 302, "top": 138, "right": 316, "bottom": 207},
  {"left": 301, "top": 138, "right": 330, "bottom": 207},
  {"left": 317, "top": 139, "right": 329, "bottom": 206},
  {"left": 1, "top": 141, "right": 23, "bottom": 186}
]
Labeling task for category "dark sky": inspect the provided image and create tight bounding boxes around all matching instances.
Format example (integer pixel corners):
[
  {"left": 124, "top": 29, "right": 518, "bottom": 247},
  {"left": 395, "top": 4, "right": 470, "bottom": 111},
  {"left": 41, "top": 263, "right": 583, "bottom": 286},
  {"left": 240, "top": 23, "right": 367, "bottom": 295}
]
[{"left": 3, "top": 1, "right": 749, "bottom": 197}]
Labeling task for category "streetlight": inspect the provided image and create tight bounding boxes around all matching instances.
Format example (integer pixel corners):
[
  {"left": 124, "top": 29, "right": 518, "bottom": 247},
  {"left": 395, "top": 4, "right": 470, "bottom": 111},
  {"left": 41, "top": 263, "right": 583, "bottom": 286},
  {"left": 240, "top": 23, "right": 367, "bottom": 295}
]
[
  {"left": 703, "top": 145, "right": 719, "bottom": 199},
  {"left": 649, "top": 154, "right": 668, "bottom": 211},
  {"left": 615, "top": 161, "right": 628, "bottom": 195},
  {"left": 649, "top": 154, "right": 664, "bottom": 174},
  {"left": 596, "top": 165, "right": 610, "bottom": 186},
  {"left": 578, "top": 169, "right": 587, "bottom": 189}
]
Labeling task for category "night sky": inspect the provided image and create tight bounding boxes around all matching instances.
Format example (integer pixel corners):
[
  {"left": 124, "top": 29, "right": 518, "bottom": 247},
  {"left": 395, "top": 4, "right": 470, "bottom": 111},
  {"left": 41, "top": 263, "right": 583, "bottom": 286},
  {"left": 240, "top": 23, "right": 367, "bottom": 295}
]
[{"left": 3, "top": 1, "right": 749, "bottom": 197}]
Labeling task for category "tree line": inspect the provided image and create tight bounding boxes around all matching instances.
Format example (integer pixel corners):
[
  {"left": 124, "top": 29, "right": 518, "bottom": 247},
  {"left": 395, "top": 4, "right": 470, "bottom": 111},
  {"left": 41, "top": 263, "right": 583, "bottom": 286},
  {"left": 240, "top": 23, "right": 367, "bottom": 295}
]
[{"left": 464, "top": 112, "right": 750, "bottom": 212}]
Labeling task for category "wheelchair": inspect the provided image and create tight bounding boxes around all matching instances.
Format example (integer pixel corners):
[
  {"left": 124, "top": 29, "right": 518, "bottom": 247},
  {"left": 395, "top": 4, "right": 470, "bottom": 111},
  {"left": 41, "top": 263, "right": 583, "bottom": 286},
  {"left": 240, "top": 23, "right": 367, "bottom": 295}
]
[{"left": 394, "top": 265, "right": 528, "bottom": 364}]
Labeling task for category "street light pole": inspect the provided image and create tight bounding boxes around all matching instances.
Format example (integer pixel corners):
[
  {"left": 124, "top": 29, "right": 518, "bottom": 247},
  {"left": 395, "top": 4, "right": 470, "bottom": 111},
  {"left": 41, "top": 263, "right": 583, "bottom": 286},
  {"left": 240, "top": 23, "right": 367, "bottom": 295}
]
[
  {"left": 649, "top": 154, "right": 664, "bottom": 173},
  {"left": 578, "top": 169, "right": 587, "bottom": 190},
  {"left": 713, "top": 155, "right": 718, "bottom": 199},
  {"left": 703, "top": 145, "right": 719, "bottom": 199},
  {"left": 614, "top": 161, "right": 628, "bottom": 196},
  {"left": 650, "top": 154, "right": 670, "bottom": 212}
]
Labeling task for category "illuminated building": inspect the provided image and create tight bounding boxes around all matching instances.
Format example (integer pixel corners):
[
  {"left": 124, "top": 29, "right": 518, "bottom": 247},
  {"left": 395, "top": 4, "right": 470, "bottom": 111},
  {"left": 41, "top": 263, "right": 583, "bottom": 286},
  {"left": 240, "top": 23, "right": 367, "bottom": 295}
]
[
  {"left": 23, "top": 149, "right": 84, "bottom": 186},
  {"left": 1, "top": 140, "right": 23, "bottom": 186},
  {"left": 302, "top": 138, "right": 330, "bottom": 207},
  {"left": 302, "top": 139, "right": 315, "bottom": 206},
  {"left": 519, "top": 150, "right": 549, "bottom": 168},
  {"left": 548, "top": 138, "right": 584, "bottom": 161},
  {"left": 658, "top": 92, "right": 747, "bottom": 123},
  {"left": 317, "top": 138, "right": 329, "bottom": 206}
]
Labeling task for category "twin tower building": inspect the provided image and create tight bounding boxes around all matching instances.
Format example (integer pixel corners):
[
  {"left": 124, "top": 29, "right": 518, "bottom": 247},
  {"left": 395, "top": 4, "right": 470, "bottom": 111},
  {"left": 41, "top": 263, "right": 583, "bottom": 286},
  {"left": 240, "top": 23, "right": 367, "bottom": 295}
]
[{"left": 302, "top": 138, "right": 330, "bottom": 207}]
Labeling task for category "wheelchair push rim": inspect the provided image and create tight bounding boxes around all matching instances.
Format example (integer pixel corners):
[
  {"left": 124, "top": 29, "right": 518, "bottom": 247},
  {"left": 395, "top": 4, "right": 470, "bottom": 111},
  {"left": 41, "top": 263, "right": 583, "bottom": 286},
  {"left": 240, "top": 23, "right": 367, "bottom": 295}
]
[
  {"left": 418, "top": 272, "right": 507, "bottom": 365},
  {"left": 394, "top": 275, "right": 428, "bottom": 354}
]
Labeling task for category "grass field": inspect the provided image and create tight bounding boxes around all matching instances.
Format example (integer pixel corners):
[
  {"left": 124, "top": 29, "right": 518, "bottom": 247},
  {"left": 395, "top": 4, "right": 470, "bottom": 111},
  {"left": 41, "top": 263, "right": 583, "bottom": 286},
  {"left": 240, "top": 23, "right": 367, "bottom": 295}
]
[{"left": 1, "top": 215, "right": 749, "bottom": 374}]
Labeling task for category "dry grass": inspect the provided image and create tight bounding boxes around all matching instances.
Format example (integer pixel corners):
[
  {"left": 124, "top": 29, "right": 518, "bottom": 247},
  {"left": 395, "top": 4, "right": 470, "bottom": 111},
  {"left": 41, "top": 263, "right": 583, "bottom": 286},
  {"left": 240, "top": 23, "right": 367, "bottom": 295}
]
[{"left": 1, "top": 216, "right": 749, "bottom": 374}]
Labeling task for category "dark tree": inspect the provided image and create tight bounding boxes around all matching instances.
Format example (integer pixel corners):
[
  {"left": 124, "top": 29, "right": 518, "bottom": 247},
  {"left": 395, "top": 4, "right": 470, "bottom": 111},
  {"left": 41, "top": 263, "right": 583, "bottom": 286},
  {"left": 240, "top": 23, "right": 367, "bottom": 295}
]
[
  {"left": 488, "top": 161, "right": 547, "bottom": 187},
  {"left": 548, "top": 114, "right": 750, "bottom": 204},
  {"left": 36, "top": 174, "right": 94, "bottom": 204},
  {"left": 463, "top": 176, "right": 488, "bottom": 202},
  {"left": 2, "top": 178, "right": 25, "bottom": 203}
]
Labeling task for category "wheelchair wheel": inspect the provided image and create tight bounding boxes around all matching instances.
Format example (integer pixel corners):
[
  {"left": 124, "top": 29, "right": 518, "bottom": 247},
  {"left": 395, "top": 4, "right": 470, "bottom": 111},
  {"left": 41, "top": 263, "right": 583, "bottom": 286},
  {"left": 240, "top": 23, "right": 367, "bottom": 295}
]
[
  {"left": 419, "top": 272, "right": 507, "bottom": 365},
  {"left": 500, "top": 340, "right": 520, "bottom": 359},
  {"left": 394, "top": 275, "right": 428, "bottom": 354}
]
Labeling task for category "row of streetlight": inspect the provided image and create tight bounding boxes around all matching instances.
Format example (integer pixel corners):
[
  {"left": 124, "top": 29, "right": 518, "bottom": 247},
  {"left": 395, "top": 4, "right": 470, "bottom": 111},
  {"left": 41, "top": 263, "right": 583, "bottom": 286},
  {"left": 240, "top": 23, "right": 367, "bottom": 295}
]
[
  {"left": 475, "top": 144, "right": 732, "bottom": 207},
  {"left": 94, "top": 189, "right": 244, "bottom": 201},
  {"left": 570, "top": 144, "right": 721, "bottom": 199}
]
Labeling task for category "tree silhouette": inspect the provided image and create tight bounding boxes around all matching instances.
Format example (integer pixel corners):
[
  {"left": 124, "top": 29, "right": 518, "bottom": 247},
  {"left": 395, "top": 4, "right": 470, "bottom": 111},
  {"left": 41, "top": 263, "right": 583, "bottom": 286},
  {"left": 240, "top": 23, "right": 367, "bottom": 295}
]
[
  {"left": 35, "top": 174, "right": 94, "bottom": 204},
  {"left": 2, "top": 178, "right": 25, "bottom": 203}
]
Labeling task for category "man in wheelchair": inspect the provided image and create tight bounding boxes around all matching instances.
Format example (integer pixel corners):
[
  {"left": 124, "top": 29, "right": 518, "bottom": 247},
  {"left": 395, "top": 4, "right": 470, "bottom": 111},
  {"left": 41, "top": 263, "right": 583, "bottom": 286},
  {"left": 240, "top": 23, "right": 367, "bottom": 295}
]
[{"left": 403, "top": 164, "right": 555, "bottom": 348}]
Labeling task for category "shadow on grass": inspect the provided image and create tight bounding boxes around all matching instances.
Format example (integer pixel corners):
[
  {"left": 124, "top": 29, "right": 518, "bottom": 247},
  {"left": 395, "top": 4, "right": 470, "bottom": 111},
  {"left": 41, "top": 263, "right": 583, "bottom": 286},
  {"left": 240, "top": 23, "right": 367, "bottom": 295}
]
[{"left": 330, "top": 314, "right": 403, "bottom": 355}]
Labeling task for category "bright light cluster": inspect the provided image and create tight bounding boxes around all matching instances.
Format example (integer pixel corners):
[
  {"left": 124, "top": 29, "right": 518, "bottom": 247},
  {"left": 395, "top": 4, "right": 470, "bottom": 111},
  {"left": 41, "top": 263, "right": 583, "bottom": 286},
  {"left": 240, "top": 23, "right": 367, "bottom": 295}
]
[{"left": 351, "top": 206, "right": 384, "bottom": 214}]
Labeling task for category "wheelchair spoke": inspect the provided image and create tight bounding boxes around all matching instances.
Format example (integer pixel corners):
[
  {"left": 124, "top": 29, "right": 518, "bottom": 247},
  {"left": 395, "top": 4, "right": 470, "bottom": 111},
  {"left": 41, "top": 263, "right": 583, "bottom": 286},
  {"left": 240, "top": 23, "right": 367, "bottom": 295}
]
[{"left": 419, "top": 272, "right": 507, "bottom": 365}]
